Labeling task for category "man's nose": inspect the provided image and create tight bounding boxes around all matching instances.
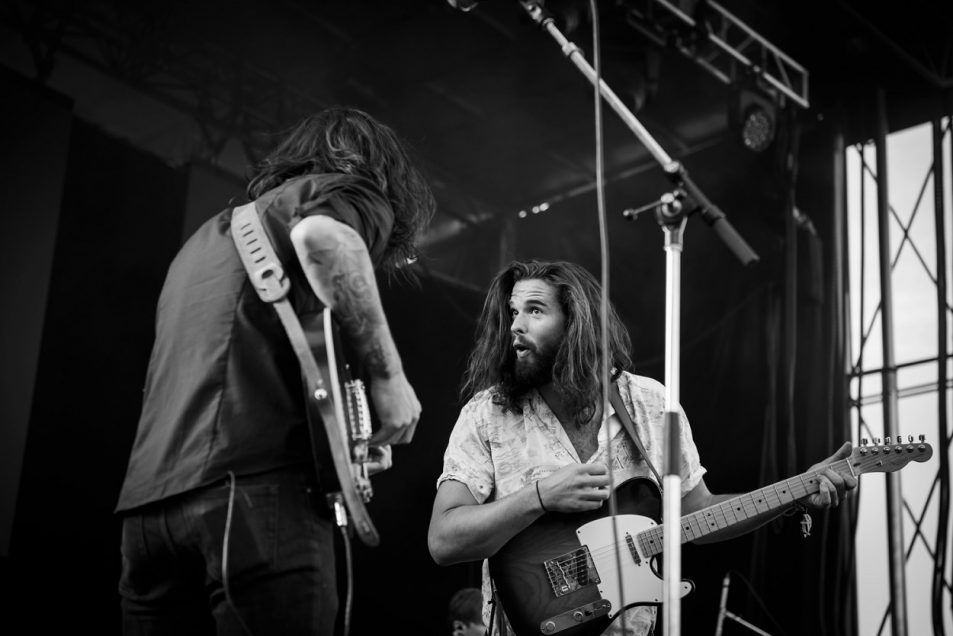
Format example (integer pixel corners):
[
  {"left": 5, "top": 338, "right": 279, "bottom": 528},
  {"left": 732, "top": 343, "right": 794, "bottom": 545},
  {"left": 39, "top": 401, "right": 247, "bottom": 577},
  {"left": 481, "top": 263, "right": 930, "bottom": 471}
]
[{"left": 510, "top": 312, "right": 526, "bottom": 334}]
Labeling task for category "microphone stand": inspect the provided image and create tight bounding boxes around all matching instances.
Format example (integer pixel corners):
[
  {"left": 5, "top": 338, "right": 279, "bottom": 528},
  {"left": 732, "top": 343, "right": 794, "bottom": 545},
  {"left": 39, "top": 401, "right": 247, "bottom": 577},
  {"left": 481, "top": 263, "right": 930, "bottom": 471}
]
[
  {"left": 518, "top": 3, "right": 759, "bottom": 636},
  {"left": 715, "top": 572, "right": 773, "bottom": 636}
]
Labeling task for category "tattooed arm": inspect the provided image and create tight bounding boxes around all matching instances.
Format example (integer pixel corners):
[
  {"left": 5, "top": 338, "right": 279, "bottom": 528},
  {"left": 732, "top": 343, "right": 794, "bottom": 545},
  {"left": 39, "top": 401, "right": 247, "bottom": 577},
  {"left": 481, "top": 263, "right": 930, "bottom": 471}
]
[{"left": 290, "top": 214, "right": 421, "bottom": 445}]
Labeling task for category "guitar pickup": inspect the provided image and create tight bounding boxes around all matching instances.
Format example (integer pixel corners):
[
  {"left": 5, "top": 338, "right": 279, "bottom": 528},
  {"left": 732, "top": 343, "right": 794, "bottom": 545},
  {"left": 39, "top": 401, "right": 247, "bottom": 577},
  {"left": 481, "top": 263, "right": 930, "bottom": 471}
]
[
  {"left": 543, "top": 546, "right": 600, "bottom": 597},
  {"left": 626, "top": 532, "right": 641, "bottom": 564},
  {"left": 539, "top": 599, "right": 611, "bottom": 634}
]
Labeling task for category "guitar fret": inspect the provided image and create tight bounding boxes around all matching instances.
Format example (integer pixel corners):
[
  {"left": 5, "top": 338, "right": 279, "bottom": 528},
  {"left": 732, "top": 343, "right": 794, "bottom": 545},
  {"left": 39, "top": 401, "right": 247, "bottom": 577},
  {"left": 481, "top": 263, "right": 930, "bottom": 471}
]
[
  {"left": 751, "top": 489, "right": 771, "bottom": 514},
  {"left": 680, "top": 515, "right": 698, "bottom": 543},
  {"left": 720, "top": 500, "right": 739, "bottom": 525},
  {"left": 728, "top": 497, "right": 749, "bottom": 521},
  {"left": 702, "top": 507, "right": 721, "bottom": 533},
  {"left": 793, "top": 473, "right": 812, "bottom": 498},
  {"left": 642, "top": 528, "right": 661, "bottom": 556},
  {"left": 688, "top": 512, "right": 705, "bottom": 538}
]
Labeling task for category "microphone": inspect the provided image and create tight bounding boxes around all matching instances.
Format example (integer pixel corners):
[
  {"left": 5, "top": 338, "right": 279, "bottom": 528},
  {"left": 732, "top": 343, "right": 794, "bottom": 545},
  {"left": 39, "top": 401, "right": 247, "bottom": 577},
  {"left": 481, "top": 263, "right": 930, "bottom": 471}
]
[{"left": 447, "top": 0, "right": 481, "bottom": 10}]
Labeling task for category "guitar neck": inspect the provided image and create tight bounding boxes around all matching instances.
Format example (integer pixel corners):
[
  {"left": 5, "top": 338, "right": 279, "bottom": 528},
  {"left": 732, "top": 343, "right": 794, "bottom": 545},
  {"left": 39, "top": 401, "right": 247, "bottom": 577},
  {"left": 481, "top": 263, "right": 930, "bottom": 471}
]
[{"left": 637, "top": 458, "right": 851, "bottom": 557}]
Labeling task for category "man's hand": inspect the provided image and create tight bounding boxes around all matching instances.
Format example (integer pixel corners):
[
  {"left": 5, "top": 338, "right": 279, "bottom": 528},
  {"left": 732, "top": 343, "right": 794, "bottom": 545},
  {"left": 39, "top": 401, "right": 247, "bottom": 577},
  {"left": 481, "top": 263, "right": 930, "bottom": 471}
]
[
  {"left": 364, "top": 445, "right": 393, "bottom": 476},
  {"left": 368, "top": 371, "right": 421, "bottom": 446},
  {"left": 537, "top": 464, "right": 611, "bottom": 513},
  {"left": 802, "top": 441, "right": 858, "bottom": 509}
]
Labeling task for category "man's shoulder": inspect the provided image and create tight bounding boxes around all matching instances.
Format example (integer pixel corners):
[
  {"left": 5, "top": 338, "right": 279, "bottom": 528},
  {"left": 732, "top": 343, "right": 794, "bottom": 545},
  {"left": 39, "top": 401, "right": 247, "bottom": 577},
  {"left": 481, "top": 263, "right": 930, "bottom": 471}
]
[{"left": 618, "top": 370, "right": 665, "bottom": 394}]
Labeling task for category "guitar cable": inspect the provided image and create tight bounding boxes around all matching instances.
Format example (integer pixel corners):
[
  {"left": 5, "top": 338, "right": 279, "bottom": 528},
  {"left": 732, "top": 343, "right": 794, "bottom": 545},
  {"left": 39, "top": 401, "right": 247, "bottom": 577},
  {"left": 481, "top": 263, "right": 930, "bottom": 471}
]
[
  {"left": 587, "top": 1, "right": 633, "bottom": 633},
  {"left": 224, "top": 470, "right": 256, "bottom": 636},
  {"left": 330, "top": 494, "right": 356, "bottom": 636}
]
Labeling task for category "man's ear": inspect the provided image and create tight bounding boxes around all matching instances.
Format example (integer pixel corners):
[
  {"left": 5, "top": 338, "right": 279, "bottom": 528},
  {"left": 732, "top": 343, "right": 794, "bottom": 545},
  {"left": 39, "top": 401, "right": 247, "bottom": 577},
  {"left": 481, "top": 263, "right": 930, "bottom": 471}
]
[{"left": 451, "top": 619, "right": 465, "bottom": 636}]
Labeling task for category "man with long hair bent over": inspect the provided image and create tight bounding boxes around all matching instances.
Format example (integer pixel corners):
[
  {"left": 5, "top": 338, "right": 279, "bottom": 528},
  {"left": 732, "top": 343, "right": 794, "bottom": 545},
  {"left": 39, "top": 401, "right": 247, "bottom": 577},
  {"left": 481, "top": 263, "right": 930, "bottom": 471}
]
[{"left": 116, "top": 107, "right": 435, "bottom": 635}]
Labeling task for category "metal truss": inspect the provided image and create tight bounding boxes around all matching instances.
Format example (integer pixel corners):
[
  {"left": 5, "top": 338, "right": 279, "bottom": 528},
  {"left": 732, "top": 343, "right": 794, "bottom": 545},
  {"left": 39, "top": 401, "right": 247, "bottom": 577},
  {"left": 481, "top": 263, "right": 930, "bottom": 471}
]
[
  {"left": 622, "top": 0, "right": 809, "bottom": 109},
  {"left": 847, "top": 118, "right": 952, "bottom": 636}
]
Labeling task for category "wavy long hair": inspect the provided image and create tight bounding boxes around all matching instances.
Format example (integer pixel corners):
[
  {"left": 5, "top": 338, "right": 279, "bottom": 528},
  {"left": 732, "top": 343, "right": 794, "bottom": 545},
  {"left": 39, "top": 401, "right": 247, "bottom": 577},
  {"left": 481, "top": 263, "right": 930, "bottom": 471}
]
[
  {"left": 461, "top": 260, "right": 633, "bottom": 424},
  {"left": 246, "top": 107, "right": 436, "bottom": 272}
]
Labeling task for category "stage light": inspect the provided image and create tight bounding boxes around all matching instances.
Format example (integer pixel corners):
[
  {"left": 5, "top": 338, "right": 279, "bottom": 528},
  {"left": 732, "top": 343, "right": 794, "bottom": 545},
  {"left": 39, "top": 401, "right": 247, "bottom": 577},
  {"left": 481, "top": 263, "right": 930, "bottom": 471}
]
[
  {"left": 730, "top": 83, "right": 778, "bottom": 153},
  {"left": 740, "top": 103, "right": 775, "bottom": 152}
]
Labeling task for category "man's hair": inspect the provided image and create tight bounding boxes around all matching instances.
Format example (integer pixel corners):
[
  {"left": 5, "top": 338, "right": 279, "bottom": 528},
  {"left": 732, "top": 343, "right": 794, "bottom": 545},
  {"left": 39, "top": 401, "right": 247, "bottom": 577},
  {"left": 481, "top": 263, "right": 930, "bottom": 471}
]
[
  {"left": 461, "top": 260, "right": 633, "bottom": 424},
  {"left": 246, "top": 106, "right": 436, "bottom": 272},
  {"left": 446, "top": 587, "right": 482, "bottom": 629}
]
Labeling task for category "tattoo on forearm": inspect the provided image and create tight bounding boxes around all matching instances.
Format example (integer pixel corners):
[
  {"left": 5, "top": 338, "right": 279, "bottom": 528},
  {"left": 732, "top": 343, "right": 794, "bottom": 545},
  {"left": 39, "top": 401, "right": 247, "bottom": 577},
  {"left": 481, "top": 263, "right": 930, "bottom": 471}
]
[
  {"left": 310, "top": 246, "right": 397, "bottom": 378},
  {"left": 362, "top": 342, "right": 391, "bottom": 378},
  {"left": 330, "top": 269, "right": 375, "bottom": 338}
]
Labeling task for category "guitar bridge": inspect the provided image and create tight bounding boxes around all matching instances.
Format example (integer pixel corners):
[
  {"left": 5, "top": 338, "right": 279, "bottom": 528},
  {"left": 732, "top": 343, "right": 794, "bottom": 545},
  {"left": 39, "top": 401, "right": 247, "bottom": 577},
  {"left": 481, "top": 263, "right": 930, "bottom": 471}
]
[
  {"left": 543, "top": 545, "right": 600, "bottom": 597},
  {"left": 344, "top": 379, "right": 373, "bottom": 502}
]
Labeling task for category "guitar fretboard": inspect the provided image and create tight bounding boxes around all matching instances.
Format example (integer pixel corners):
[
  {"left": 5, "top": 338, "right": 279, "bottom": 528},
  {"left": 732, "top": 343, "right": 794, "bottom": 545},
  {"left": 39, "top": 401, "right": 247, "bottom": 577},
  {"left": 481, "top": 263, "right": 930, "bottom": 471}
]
[{"left": 636, "top": 459, "right": 850, "bottom": 557}]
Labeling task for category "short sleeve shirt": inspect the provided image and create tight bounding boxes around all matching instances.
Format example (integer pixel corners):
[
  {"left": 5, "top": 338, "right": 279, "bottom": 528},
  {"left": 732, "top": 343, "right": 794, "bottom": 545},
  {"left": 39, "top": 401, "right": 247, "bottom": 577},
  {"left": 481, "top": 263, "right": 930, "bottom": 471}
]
[
  {"left": 116, "top": 173, "right": 394, "bottom": 512},
  {"left": 437, "top": 372, "right": 707, "bottom": 636}
]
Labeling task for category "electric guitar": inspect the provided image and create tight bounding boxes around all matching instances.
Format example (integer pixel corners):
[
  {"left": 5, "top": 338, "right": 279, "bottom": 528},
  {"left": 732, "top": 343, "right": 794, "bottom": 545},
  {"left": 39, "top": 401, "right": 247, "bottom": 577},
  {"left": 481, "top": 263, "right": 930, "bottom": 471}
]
[
  {"left": 302, "top": 308, "right": 381, "bottom": 547},
  {"left": 488, "top": 439, "right": 933, "bottom": 636},
  {"left": 229, "top": 204, "right": 381, "bottom": 547}
]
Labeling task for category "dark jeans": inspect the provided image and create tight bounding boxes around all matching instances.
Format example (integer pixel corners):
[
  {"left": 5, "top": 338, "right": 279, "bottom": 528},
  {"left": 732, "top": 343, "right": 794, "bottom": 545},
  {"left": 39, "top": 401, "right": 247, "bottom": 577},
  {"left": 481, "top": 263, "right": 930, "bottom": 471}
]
[{"left": 119, "top": 468, "right": 337, "bottom": 636}]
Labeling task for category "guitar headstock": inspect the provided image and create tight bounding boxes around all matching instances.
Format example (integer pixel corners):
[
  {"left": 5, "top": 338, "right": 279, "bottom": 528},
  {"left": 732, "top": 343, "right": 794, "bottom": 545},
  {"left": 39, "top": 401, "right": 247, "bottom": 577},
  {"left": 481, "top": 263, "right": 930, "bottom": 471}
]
[{"left": 850, "top": 436, "right": 933, "bottom": 476}]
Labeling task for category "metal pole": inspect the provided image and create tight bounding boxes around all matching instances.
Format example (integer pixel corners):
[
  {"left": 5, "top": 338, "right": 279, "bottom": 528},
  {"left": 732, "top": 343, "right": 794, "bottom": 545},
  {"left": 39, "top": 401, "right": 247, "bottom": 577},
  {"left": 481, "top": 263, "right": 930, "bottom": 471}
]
[
  {"left": 930, "top": 113, "right": 950, "bottom": 636},
  {"left": 832, "top": 126, "right": 860, "bottom": 636},
  {"left": 662, "top": 216, "right": 686, "bottom": 636},
  {"left": 874, "top": 87, "right": 908, "bottom": 636}
]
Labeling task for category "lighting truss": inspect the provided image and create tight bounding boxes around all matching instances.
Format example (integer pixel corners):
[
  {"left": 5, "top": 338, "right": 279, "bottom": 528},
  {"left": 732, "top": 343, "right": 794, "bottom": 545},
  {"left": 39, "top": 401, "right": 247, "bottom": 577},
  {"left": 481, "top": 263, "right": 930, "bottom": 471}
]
[{"left": 622, "top": 0, "right": 809, "bottom": 109}]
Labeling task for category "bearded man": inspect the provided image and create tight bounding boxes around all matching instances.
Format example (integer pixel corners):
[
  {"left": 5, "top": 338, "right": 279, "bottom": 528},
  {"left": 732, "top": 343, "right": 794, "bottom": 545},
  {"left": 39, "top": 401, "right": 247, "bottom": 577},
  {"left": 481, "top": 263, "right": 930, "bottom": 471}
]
[{"left": 427, "top": 259, "right": 855, "bottom": 636}]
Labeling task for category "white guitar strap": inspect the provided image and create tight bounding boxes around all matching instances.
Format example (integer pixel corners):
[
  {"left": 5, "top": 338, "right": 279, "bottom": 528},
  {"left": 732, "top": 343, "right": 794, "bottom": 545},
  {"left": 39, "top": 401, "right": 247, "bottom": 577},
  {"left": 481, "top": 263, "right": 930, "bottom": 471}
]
[{"left": 230, "top": 202, "right": 331, "bottom": 399}]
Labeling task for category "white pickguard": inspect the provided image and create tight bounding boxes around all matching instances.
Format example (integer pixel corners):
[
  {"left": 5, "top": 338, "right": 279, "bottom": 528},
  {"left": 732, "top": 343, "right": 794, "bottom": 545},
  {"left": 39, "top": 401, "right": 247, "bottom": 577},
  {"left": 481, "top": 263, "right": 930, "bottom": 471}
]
[{"left": 576, "top": 514, "right": 693, "bottom": 618}]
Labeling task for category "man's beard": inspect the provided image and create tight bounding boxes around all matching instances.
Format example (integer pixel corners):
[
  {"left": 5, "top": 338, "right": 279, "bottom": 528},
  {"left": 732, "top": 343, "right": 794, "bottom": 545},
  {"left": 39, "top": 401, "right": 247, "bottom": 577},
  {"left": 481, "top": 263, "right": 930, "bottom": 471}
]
[{"left": 513, "top": 341, "right": 558, "bottom": 390}]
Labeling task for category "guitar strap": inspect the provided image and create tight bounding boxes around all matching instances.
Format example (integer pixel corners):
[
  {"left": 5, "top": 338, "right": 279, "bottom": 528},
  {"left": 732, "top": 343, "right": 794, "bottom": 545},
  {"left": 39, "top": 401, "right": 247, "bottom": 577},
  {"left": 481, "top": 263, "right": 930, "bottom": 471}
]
[
  {"left": 229, "top": 201, "right": 332, "bottom": 479},
  {"left": 608, "top": 381, "right": 665, "bottom": 491}
]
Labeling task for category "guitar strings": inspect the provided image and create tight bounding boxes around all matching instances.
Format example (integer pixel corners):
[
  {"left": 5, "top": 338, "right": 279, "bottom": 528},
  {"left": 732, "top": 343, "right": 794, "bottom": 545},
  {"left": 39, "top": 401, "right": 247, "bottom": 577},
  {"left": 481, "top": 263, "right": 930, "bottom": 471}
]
[
  {"left": 551, "top": 466, "right": 839, "bottom": 578},
  {"left": 547, "top": 450, "right": 910, "bottom": 589}
]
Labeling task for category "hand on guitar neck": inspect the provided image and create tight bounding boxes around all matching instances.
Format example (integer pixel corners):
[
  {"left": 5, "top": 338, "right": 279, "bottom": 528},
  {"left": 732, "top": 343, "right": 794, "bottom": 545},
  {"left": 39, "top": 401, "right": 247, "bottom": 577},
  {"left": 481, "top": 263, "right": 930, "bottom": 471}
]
[
  {"left": 688, "top": 440, "right": 859, "bottom": 545},
  {"left": 801, "top": 441, "right": 857, "bottom": 509}
]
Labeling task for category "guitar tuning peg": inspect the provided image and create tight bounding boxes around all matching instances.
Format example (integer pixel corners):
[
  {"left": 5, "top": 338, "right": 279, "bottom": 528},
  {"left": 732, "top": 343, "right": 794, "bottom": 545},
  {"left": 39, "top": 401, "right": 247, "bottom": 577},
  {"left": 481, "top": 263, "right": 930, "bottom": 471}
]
[
  {"left": 919, "top": 434, "right": 926, "bottom": 442},
  {"left": 884, "top": 436, "right": 891, "bottom": 444},
  {"left": 908, "top": 435, "right": 913, "bottom": 443},
  {"left": 875, "top": 437, "right": 882, "bottom": 445},
  {"left": 861, "top": 438, "right": 868, "bottom": 446}
]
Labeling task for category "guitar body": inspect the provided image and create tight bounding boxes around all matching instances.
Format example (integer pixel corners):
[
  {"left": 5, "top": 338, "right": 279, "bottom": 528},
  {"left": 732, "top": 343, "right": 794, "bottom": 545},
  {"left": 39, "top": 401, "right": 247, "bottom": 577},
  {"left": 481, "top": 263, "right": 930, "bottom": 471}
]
[
  {"left": 302, "top": 308, "right": 380, "bottom": 547},
  {"left": 490, "top": 478, "right": 693, "bottom": 636}
]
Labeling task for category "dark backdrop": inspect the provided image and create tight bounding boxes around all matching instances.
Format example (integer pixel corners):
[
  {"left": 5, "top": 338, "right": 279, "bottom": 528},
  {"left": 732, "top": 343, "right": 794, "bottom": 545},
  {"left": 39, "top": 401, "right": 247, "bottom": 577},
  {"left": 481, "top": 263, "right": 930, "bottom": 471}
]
[{"left": 0, "top": 70, "right": 850, "bottom": 636}]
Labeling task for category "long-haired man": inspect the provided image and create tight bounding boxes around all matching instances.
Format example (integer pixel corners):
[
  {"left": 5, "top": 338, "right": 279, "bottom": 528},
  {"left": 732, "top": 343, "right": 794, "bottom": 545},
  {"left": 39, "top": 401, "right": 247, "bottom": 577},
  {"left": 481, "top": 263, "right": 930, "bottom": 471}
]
[{"left": 428, "top": 259, "right": 855, "bottom": 636}]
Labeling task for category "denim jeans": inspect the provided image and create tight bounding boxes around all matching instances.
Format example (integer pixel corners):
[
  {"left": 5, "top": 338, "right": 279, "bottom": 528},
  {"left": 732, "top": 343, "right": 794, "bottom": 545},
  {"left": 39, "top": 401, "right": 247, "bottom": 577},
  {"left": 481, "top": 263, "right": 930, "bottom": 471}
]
[{"left": 119, "top": 467, "right": 337, "bottom": 635}]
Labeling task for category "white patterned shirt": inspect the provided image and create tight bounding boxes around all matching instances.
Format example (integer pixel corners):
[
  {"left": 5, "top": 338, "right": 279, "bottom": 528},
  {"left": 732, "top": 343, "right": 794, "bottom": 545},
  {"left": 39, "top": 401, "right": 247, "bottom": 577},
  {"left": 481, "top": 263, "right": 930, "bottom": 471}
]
[{"left": 436, "top": 372, "right": 707, "bottom": 636}]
